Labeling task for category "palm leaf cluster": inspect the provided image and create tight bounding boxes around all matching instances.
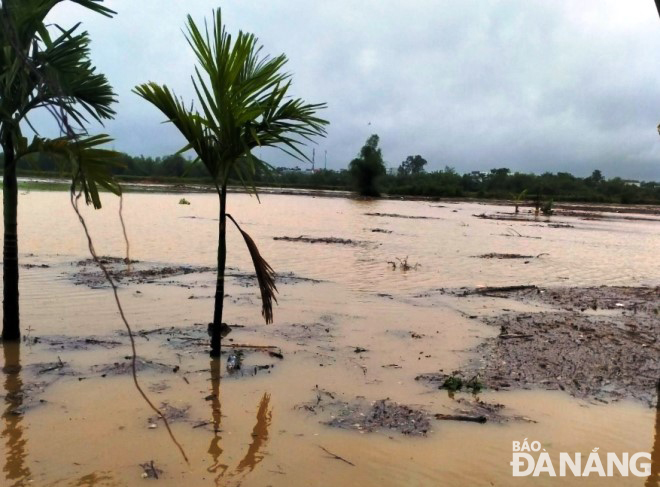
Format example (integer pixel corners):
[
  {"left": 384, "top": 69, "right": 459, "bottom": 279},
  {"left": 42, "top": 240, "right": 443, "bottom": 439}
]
[
  {"left": 16, "top": 134, "right": 122, "bottom": 208},
  {"left": 0, "top": 0, "right": 119, "bottom": 203},
  {"left": 134, "top": 9, "right": 328, "bottom": 189},
  {"left": 135, "top": 9, "right": 328, "bottom": 331}
]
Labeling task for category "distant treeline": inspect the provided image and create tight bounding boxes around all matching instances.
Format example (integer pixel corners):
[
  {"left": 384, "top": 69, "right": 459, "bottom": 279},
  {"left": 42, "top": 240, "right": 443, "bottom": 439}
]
[
  {"left": 261, "top": 166, "right": 659, "bottom": 204},
  {"left": 2, "top": 151, "right": 658, "bottom": 204}
]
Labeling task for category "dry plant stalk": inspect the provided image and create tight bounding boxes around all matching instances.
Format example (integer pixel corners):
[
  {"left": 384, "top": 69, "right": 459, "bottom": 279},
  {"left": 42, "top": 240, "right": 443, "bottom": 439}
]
[
  {"left": 226, "top": 214, "right": 278, "bottom": 323},
  {"left": 70, "top": 188, "right": 189, "bottom": 465}
]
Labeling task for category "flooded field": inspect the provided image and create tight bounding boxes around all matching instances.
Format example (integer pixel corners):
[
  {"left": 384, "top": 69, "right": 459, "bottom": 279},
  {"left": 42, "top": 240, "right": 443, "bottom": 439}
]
[{"left": 1, "top": 190, "right": 659, "bottom": 486}]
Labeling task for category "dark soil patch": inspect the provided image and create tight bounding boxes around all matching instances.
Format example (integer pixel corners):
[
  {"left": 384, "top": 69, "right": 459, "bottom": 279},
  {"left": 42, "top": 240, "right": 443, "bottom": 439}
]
[
  {"left": 273, "top": 235, "right": 364, "bottom": 246},
  {"left": 444, "top": 398, "right": 535, "bottom": 424},
  {"left": 91, "top": 357, "right": 175, "bottom": 376},
  {"left": 21, "top": 263, "right": 50, "bottom": 269},
  {"left": 40, "top": 335, "right": 123, "bottom": 351},
  {"left": 473, "top": 213, "right": 575, "bottom": 228},
  {"left": 297, "top": 389, "right": 525, "bottom": 435},
  {"left": 229, "top": 270, "right": 322, "bottom": 286},
  {"left": 554, "top": 209, "right": 660, "bottom": 222},
  {"left": 297, "top": 389, "right": 431, "bottom": 436},
  {"left": 473, "top": 213, "right": 534, "bottom": 222},
  {"left": 148, "top": 402, "right": 191, "bottom": 424},
  {"left": 276, "top": 322, "right": 335, "bottom": 344},
  {"left": 475, "top": 253, "right": 537, "bottom": 259},
  {"left": 71, "top": 257, "right": 213, "bottom": 288},
  {"left": 429, "top": 286, "right": 659, "bottom": 406},
  {"left": 364, "top": 212, "right": 440, "bottom": 220},
  {"left": 523, "top": 286, "right": 659, "bottom": 313}
]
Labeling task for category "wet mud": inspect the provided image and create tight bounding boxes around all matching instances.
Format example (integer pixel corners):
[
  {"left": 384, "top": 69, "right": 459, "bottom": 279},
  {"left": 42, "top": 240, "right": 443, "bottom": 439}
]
[
  {"left": 364, "top": 212, "right": 440, "bottom": 220},
  {"left": 475, "top": 252, "right": 542, "bottom": 259},
  {"left": 420, "top": 286, "right": 659, "bottom": 406},
  {"left": 297, "top": 388, "right": 531, "bottom": 436},
  {"left": 71, "top": 256, "right": 213, "bottom": 288},
  {"left": 273, "top": 235, "right": 365, "bottom": 246},
  {"left": 297, "top": 389, "right": 431, "bottom": 436}
]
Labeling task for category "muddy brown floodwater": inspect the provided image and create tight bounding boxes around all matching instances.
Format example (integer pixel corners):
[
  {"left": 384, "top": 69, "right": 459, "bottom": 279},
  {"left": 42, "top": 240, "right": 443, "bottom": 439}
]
[{"left": 1, "top": 191, "right": 659, "bottom": 486}]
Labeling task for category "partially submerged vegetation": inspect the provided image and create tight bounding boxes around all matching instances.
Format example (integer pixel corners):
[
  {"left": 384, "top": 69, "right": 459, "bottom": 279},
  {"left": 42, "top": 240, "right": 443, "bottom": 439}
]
[{"left": 387, "top": 256, "right": 420, "bottom": 271}]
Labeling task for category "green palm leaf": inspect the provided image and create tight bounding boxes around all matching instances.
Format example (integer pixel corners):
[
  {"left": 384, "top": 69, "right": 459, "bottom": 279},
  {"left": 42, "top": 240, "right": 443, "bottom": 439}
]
[
  {"left": 134, "top": 8, "right": 328, "bottom": 190},
  {"left": 135, "top": 8, "right": 328, "bottom": 338},
  {"left": 16, "top": 134, "right": 123, "bottom": 209}
]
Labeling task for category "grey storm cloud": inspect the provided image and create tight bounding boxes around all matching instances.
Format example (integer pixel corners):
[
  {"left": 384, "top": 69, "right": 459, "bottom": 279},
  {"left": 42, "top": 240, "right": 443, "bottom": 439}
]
[{"left": 39, "top": 0, "right": 660, "bottom": 180}]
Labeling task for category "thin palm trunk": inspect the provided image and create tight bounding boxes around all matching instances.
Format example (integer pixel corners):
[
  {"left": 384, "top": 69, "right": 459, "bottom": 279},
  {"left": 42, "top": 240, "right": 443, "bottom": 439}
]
[
  {"left": 210, "top": 184, "right": 227, "bottom": 357},
  {"left": 2, "top": 135, "right": 20, "bottom": 341}
]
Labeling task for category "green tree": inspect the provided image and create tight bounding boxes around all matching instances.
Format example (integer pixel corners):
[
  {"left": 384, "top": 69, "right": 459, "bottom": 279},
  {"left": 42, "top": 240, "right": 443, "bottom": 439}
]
[
  {"left": 397, "top": 154, "right": 427, "bottom": 176},
  {"left": 0, "top": 0, "right": 119, "bottom": 340},
  {"left": 135, "top": 10, "right": 327, "bottom": 357},
  {"left": 510, "top": 189, "right": 527, "bottom": 213},
  {"left": 349, "top": 134, "right": 386, "bottom": 196}
]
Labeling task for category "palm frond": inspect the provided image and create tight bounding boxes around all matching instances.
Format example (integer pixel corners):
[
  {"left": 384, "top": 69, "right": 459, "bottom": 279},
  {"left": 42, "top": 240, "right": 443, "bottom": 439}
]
[
  {"left": 16, "top": 134, "right": 123, "bottom": 208},
  {"left": 226, "top": 214, "right": 278, "bottom": 323},
  {"left": 136, "top": 8, "right": 328, "bottom": 191}
]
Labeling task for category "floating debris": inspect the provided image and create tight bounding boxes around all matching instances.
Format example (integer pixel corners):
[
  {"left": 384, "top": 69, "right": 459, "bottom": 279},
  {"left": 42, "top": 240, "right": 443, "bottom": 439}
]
[
  {"left": 273, "top": 235, "right": 364, "bottom": 246},
  {"left": 364, "top": 212, "right": 440, "bottom": 220}
]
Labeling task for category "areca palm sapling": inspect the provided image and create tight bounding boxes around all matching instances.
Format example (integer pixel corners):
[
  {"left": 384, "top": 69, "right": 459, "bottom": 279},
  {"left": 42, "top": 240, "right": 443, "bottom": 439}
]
[
  {"left": 0, "top": 0, "right": 120, "bottom": 340},
  {"left": 135, "top": 10, "right": 328, "bottom": 357},
  {"left": 510, "top": 189, "right": 527, "bottom": 213}
]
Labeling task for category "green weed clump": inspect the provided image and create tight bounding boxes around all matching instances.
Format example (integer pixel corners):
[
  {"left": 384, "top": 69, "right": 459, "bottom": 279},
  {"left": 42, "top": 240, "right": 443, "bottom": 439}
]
[{"left": 442, "top": 375, "right": 484, "bottom": 393}]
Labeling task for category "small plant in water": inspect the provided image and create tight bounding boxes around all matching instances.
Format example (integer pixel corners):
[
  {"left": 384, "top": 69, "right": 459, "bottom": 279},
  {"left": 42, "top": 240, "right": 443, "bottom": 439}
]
[
  {"left": 466, "top": 376, "right": 484, "bottom": 393},
  {"left": 178, "top": 198, "right": 191, "bottom": 205},
  {"left": 442, "top": 374, "right": 484, "bottom": 393},
  {"left": 510, "top": 189, "right": 527, "bottom": 214},
  {"left": 541, "top": 199, "right": 554, "bottom": 216},
  {"left": 388, "top": 256, "right": 420, "bottom": 271},
  {"left": 442, "top": 376, "right": 464, "bottom": 391}
]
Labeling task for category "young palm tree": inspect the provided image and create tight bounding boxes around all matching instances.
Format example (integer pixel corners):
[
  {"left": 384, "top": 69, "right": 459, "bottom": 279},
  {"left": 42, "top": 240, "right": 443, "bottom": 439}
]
[
  {"left": 135, "top": 9, "right": 327, "bottom": 357},
  {"left": 0, "top": 0, "right": 120, "bottom": 340}
]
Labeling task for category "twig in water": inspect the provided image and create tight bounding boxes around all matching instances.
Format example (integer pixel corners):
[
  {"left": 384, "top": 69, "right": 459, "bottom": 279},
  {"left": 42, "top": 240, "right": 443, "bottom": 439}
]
[
  {"left": 70, "top": 189, "right": 189, "bottom": 465},
  {"left": 434, "top": 413, "right": 487, "bottom": 423},
  {"left": 499, "top": 334, "right": 534, "bottom": 340},
  {"left": 119, "top": 194, "right": 130, "bottom": 265},
  {"left": 318, "top": 445, "right": 355, "bottom": 466},
  {"left": 38, "top": 356, "right": 65, "bottom": 374},
  {"left": 139, "top": 460, "right": 162, "bottom": 479}
]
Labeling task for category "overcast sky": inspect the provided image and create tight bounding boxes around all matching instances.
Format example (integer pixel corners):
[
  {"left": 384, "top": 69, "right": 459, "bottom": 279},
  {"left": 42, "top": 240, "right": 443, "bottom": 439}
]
[{"left": 43, "top": 0, "right": 660, "bottom": 180}]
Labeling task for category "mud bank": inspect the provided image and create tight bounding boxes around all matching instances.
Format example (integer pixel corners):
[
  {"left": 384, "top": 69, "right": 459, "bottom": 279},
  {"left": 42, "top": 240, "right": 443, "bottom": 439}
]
[
  {"left": 273, "top": 236, "right": 365, "bottom": 246},
  {"left": 296, "top": 388, "right": 529, "bottom": 437},
  {"left": 420, "top": 286, "right": 659, "bottom": 406},
  {"left": 70, "top": 257, "right": 214, "bottom": 288}
]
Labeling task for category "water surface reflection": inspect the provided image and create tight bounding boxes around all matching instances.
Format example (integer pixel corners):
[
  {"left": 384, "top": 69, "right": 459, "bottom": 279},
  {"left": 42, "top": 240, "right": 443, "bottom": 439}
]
[
  {"left": 206, "top": 355, "right": 273, "bottom": 486},
  {"left": 2, "top": 342, "right": 31, "bottom": 486}
]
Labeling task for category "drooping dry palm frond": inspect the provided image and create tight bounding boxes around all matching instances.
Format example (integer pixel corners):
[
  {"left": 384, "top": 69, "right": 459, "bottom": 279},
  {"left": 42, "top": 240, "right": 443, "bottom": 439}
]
[{"left": 226, "top": 214, "right": 277, "bottom": 323}]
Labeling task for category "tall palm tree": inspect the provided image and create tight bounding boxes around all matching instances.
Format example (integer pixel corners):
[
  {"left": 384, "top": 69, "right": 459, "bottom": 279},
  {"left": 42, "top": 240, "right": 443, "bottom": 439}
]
[
  {"left": 135, "top": 9, "right": 328, "bottom": 357},
  {"left": 0, "top": 0, "right": 120, "bottom": 340}
]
